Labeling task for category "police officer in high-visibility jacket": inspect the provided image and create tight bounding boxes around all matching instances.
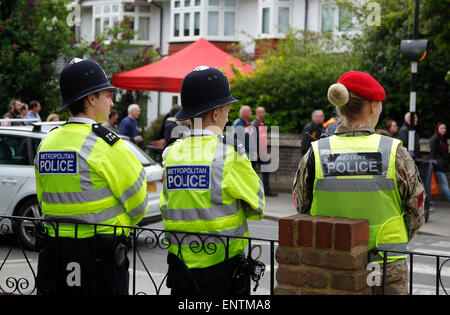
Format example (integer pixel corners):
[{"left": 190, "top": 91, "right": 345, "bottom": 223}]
[
  {"left": 293, "top": 71, "right": 425, "bottom": 295},
  {"left": 35, "top": 58, "right": 148, "bottom": 295},
  {"left": 160, "top": 66, "right": 265, "bottom": 295}
]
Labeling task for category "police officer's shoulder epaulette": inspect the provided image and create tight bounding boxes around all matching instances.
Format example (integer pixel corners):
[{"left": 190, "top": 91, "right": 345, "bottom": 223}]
[
  {"left": 91, "top": 123, "right": 120, "bottom": 146},
  {"left": 165, "top": 137, "right": 179, "bottom": 148},
  {"left": 219, "top": 134, "right": 246, "bottom": 156}
]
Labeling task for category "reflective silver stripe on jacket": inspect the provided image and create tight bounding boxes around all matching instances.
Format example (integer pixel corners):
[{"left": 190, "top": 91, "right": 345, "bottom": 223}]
[
  {"left": 128, "top": 194, "right": 149, "bottom": 219},
  {"left": 165, "top": 221, "right": 249, "bottom": 246},
  {"left": 316, "top": 135, "right": 395, "bottom": 192},
  {"left": 78, "top": 131, "right": 98, "bottom": 190},
  {"left": 43, "top": 204, "right": 125, "bottom": 224},
  {"left": 42, "top": 186, "right": 113, "bottom": 204},
  {"left": 315, "top": 178, "right": 395, "bottom": 192},
  {"left": 118, "top": 168, "right": 147, "bottom": 205},
  {"left": 210, "top": 139, "right": 227, "bottom": 204},
  {"left": 164, "top": 201, "right": 240, "bottom": 221}
]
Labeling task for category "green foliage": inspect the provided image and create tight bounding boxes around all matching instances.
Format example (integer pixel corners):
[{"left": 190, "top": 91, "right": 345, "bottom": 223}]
[
  {"left": 74, "top": 9, "right": 163, "bottom": 129},
  {"left": 346, "top": 0, "right": 450, "bottom": 137},
  {"left": 230, "top": 31, "right": 357, "bottom": 133},
  {"left": 0, "top": 0, "right": 74, "bottom": 118},
  {"left": 143, "top": 114, "right": 165, "bottom": 144}
]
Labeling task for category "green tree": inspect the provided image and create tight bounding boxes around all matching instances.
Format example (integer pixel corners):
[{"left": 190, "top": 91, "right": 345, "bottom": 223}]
[
  {"left": 0, "top": 0, "right": 74, "bottom": 118},
  {"left": 74, "top": 12, "right": 163, "bottom": 128},
  {"left": 230, "top": 30, "right": 357, "bottom": 133},
  {"left": 347, "top": 0, "right": 450, "bottom": 137}
]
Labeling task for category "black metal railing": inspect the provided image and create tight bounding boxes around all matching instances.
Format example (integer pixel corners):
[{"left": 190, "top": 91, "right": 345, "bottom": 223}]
[
  {"left": 373, "top": 248, "right": 450, "bottom": 295},
  {"left": 1, "top": 215, "right": 449, "bottom": 295},
  {"left": 0, "top": 215, "right": 277, "bottom": 295}
]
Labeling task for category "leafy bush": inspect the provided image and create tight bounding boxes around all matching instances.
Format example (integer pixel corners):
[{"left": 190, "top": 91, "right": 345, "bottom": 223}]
[
  {"left": 0, "top": 0, "right": 74, "bottom": 117},
  {"left": 230, "top": 31, "right": 357, "bottom": 133}
]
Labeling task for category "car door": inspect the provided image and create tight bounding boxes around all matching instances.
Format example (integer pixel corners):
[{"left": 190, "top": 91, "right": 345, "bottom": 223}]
[{"left": 0, "top": 134, "right": 35, "bottom": 215}]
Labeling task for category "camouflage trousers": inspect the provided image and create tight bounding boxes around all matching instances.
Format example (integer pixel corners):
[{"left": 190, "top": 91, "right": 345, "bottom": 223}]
[{"left": 371, "top": 259, "right": 409, "bottom": 295}]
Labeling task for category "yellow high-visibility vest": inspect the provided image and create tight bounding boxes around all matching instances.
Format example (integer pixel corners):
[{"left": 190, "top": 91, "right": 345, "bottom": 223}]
[
  {"left": 311, "top": 134, "right": 408, "bottom": 262},
  {"left": 35, "top": 119, "right": 148, "bottom": 238},
  {"left": 160, "top": 130, "right": 265, "bottom": 268}
]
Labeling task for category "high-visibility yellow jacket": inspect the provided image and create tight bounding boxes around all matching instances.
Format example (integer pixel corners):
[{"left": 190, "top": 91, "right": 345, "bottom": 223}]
[
  {"left": 160, "top": 130, "right": 265, "bottom": 268},
  {"left": 35, "top": 117, "right": 148, "bottom": 238},
  {"left": 311, "top": 134, "right": 408, "bottom": 262}
]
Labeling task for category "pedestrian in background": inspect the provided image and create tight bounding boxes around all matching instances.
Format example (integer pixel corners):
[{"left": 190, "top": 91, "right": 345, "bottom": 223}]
[
  {"left": 35, "top": 58, "right": 148, "bottom": 295},
  {"left": 19, "top": 103, "right": 28, "bottom": 119},
  {"left": 46, "top": 113, "right": 59, "bottom": 122},
  {"left": 25, "top": 100, "right": 42, "bottom": 125},
  {"left": 232, "top": 105, "right": 256, "bottom": 160},
  {"left": 2, "top": 99, "right": 21, "bottom": 126},
  {"left": 300, "top": 109, "right": 325, "bottom": 156},
  {"left": 252, "top": 106, "right": 278, "bottom": 197},
  {"left": 323, "top": 116, "right": 339, "bottom": 136},
  {"left": 398, "top": 112, "right": 420, "bottom": 158},
  {"left": 102, "top": 108, "right": 119, "bottom": 133},
  {"left": 160, "top": 66, "right": 265, "bottom": 295},
  {"left": 384, "top": 119, "right": 399, "bottom": 138},
  {"left": 294, "top": 71, "right": 425, "bottom": 295},
  {"left": 430, "top": 122, "right": 450, "bottom": 201},
  {"left": 119, "top": 104, "right": 143, "bottom": 145},
  {"left": 161, "top": 104, "right": 182, "bottom": 143}
]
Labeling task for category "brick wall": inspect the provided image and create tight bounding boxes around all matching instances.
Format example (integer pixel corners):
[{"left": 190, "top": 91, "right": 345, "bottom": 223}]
[{"left": 275, "top": 214, "right": 371, "bottom": 295}]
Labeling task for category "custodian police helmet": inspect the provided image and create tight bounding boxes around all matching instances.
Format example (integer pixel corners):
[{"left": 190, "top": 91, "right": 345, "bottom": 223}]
[
  {"left": 58, "top": 58, "right": 116, "bottom": 112},
  {"left": 175, "top": 66, "right": 238, "bottom": 121}
]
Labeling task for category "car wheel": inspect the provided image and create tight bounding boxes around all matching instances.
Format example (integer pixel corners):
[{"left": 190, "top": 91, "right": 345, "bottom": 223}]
[{"left": 15, "top": 198, "right": 42, "bottom": 251}]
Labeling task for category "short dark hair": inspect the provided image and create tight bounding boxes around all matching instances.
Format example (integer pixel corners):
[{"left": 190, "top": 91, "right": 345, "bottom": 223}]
[
  {"left": 69, "top": 92, "right": 100, "bottom": 116},
  {"left": 109, "top": 109, "right": 118, "bottom": 119},
  {"left": 29, "top": 100, "right": 40, "bottom": 110}
]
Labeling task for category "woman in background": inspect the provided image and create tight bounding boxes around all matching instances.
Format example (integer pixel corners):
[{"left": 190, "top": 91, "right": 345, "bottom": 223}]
[{"left": 430, "top": 122, "right": 450, "bottom": 201}]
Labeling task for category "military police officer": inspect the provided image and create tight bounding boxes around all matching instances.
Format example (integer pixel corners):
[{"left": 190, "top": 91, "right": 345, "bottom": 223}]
[
  {"left": 35, "top": 58, "right": 149, "bottom": 295},
  {"left": 293, "top": 71, "right": 425, "bottom": 295},
  {"left": 160, "top": 66, "right": 265, "bottom": 295}
]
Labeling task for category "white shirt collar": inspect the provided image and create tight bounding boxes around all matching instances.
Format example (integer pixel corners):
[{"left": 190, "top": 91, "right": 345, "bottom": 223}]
[{"left": 67, "top": 117, "right": 97, "bottom": 125}]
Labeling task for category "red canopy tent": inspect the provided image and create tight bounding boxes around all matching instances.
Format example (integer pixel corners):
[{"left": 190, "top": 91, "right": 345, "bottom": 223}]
[{"left": 111, "top": 38, "right": 253, "bottom": 93}]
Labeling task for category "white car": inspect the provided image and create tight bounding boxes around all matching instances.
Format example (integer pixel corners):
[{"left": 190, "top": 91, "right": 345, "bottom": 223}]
[{"left": 0, "top": 121, "right": 163, "bottom": 250}]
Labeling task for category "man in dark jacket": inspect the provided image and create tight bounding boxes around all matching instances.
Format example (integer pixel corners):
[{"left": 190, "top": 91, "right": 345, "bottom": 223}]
[
  {"left": 300, "top": 110, "right": 325, "bottom": 156},
  {"left": 232, "top": 105, "right": 256, "bottom": 159},
  {"left": 397, "top": 112, "right": 420, "bottom": 158},
  {"left": 251, "top": 106, "right": 278, "bottom": 197}
]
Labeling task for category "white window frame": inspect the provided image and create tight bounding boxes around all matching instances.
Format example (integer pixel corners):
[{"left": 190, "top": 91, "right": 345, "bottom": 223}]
[
  {"left": 258, "top": 0, "right": 292, "bottom": 38},
  {"left": 319, "top": 1, "right": 355, "bottom": 35},
  {"left": 170, "top": 0, "right": 238, "bottom": 42},
  {"left": 84, "top": 0, "right": 154, "bottom": 45}
]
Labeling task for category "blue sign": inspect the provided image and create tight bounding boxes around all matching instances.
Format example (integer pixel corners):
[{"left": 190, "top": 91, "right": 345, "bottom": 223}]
[
  {"left": 38, "top": 151, "right": 78, "bottom": 175},
  {"left": 166, "top": 165, "right": 210, "bottom": 190}
]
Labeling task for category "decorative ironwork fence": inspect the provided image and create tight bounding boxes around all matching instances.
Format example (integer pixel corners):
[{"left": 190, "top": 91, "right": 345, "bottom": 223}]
[
  {"left": 0, "top": 215, "right": 448, "bottom": 295},
  {"left": 0, "top": 215, "right": 277, "bottom": 295}
]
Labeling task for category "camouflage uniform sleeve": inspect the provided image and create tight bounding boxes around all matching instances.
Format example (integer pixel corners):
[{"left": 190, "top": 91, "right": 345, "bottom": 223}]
[
  {"left": 396, "top": 146, "right": 425, "bottom": 240},
  {"left": 293, "top": 149, "right": 314, "bottom": 214}
]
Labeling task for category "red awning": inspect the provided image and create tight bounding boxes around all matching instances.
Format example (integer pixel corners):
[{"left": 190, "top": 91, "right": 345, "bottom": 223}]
[{"left": 111, "top": 38, "right": 253, "bottom": 93}]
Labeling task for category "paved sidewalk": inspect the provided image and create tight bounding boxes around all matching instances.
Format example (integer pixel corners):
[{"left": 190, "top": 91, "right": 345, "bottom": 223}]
[{"left": 264, "top": 193, "right": 450, "bottom": 238}]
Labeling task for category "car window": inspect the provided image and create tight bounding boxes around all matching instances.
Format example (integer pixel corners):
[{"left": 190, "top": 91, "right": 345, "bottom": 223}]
[
  {"left": 0, "top": 135, "right": 30, "bottom": 165},
  {"left": 124, "top": 140, "right": 155, "bottom": 166},
  {"left": 31, "top": 137, "right": 43, "bottom": 161}
]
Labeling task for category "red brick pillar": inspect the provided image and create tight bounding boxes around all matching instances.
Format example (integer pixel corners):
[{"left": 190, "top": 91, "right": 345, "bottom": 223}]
[{"left": 275, "top": 214, "right": 371, "bottom": 295}]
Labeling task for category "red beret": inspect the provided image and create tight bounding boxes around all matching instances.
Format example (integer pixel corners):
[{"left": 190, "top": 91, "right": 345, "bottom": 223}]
[{"left": 337, "top": 71, "right": 385, "bottom": 101}]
